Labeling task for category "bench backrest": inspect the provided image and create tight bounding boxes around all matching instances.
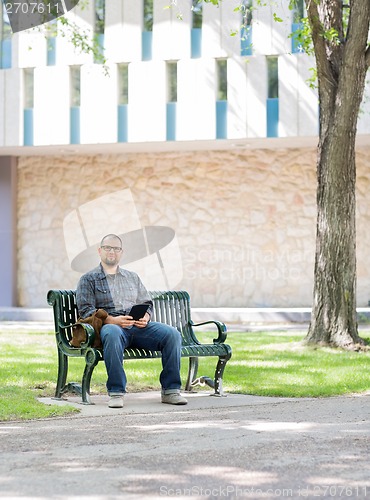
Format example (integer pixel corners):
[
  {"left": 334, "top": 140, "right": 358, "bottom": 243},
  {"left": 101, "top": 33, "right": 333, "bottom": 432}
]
[{"left": 47, "top": 289, "right": 199, "bottom": 347}]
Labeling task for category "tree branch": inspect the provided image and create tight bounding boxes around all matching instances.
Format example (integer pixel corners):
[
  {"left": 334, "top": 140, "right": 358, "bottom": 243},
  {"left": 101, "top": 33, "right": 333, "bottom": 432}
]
[
  {"left": 341, "top": 0, "right": 370, "bottom": 75},
  {"left": 305, "top": 0, "right": 335, "bottom": 90},
  {"left": 344, "top": 0, "right": 370, "bottom": 58}
]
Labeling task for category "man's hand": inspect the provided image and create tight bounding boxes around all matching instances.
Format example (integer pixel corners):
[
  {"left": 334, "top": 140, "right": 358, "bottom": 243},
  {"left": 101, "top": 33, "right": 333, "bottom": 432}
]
[
  {"left": 134, "top": 312, "right": 150, "bottom": 329},
  {"left": 104, "top": 312, "right": 150, "bottom": 329},
  {"left": 105, "top": 314, "right": 135, "bottom": 328}
]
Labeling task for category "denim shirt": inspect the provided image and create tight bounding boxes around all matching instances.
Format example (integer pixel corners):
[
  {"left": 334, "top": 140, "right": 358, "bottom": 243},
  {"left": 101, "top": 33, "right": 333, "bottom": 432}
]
[{"left": 76, "top": 263, "right": 153, "bottom": 319}]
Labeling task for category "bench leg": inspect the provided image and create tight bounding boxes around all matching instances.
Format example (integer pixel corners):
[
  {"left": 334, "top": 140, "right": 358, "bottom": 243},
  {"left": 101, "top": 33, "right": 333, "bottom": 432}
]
[
  {"left": 54, "top": 348, "right": 68, "bottom": 399},
  {"left": 184, "top": 356, "right": 199, "bottom": 391},
  {"left": 81, "top": 348, "right": 102, "bottom": 404},
  {"left": 213, "top": 355, "right": 231, "bottom": 397}
]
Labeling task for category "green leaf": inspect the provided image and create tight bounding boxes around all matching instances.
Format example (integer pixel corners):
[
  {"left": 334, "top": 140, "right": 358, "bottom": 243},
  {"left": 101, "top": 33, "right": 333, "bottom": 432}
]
[{"left": 273, "top": 13, "right": 283, "bottom": 23}]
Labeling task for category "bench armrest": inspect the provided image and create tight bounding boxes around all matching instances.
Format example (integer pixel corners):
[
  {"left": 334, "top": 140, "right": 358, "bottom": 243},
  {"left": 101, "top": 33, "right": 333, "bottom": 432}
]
[
  {"left": 58, "top": 322, "right": 96, "bottom": 349},
  {"left": 191, "top": 320, "right": 228, "bottom": 344}
]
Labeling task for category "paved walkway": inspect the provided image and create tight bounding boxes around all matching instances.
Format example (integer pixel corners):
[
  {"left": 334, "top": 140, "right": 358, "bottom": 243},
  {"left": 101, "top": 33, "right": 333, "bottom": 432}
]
[{"left": 1, "top": 390, "right": 370, "bottom": 499}]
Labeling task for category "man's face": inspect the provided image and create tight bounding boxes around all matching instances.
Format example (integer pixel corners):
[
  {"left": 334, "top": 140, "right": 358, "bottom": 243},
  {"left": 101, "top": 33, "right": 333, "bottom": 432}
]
[{"left": 98, "top": 237, "right": 123, "bottom": 267}]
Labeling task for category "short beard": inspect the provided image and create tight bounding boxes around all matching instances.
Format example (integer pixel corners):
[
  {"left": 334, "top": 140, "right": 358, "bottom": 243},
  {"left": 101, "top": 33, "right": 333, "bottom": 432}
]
[{"left": 102, "top": 255, "right": 118, "bottom": 267}]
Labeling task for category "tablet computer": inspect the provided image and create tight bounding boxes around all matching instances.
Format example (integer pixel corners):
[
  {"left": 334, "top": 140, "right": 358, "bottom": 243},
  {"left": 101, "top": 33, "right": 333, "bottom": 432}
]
[{"left": 128, "top": 304, "right": 150, "bottom": 321}]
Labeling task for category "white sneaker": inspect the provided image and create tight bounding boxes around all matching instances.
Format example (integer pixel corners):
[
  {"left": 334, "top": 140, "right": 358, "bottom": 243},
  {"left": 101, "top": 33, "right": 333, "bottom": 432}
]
[
  {"left": 108, "top": 394, "right": 124, "bottom": 408},
  {"left": 161, "top": 392, "right": 188, "bottom": 405}
]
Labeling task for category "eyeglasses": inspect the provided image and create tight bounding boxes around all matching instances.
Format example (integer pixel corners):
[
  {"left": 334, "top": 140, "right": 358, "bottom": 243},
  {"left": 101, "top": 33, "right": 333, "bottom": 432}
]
[{"left": 101, "top": 245, "right": 122, "bottom": 253}]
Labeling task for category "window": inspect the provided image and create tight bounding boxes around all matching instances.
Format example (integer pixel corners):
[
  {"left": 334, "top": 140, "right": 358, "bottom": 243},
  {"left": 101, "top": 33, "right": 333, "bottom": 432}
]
[
  {"left": 166, "top": 62, "right": 177, "bottom": 141},
  {"left": 167, "top": 62, "right": 177, "bottom": 103},
  {"left": 70, "top": 66, "right": 81, "bottom": 107},
  {"left": 216, "top": 59, "right": 227, "bottom": 101},
  {"left": 1, "top": 4, "right": 11, "bottom": 40},
  {"left": 46, "top": 20, "right": 57, "bottom": 66},
  {"left": 291, "top": 0, "right": 305, "bottom": 53},
  {"left": 94, "top": 0, "right": 105, "bottom": 62},
  {"left": 95, "top": 0, "right": 105, "bottom": 35},
  {"left": 266, "top": 57, "right": 279, "bottom": 138},
  {"left": 192, "top": 0, "right": 202, "bottom": 29},
  {"left": 267, "top": 57, "right": 278, "bottom": 99},
  {"left": 291, "top": 0, "right": 305, "bottom": 23},
  {"left": 118, "top": 64, "right": 129, "bottom": 105},
  {"left": 70, "top": 66, "right": 81, "bottom": 144},
  {"left": 1, "top": 4, "right": 12, "bottom": 69},
  {"left": 191, "top": 0, "right": 202, "bottom": 58},
  {"left": 216, "top": 59, "right": 228, "bottom": 139},
  {"left": 23, "top": 68, "right": 34, "bottom": 109},
  {"left": 117, "top": 63, "right": 129, "bottom": 142},
  {"left": 241, "top": 0, "right": 252, "bottom": 28},
  {"left": 23, "top": 68, "right": 34, "bottom": 145},
  {"left": 142, "top": 0, "right": 153, "bottom": 60},
  {"left": 240, "top": 0, "right": 253, "bottom": 56},
  {"left": 144, "top": 0, "right": 153, "bottom": 31}
]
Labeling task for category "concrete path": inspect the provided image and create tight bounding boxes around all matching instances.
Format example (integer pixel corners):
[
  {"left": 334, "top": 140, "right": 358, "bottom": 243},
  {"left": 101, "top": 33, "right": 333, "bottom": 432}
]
[{"left": 1, "top": 391, "right": 370, "bottom": 499}]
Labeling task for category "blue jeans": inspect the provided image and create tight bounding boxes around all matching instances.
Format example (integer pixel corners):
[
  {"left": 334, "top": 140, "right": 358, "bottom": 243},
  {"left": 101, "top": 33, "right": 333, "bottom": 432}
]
[{"left": 99, "top": 321, "right": 182, "bottom": 395}]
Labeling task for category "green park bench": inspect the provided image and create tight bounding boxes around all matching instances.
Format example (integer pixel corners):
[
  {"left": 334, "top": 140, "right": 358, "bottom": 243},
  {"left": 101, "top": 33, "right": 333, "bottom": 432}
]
[{"left": 47, "top": 289, "right": 232, "bottom": 404}]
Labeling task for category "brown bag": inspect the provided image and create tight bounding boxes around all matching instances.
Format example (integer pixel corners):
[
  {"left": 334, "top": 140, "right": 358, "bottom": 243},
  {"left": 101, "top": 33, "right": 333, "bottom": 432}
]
[{"left": 70, "top": 309, "right": 108, "bottom": 349}]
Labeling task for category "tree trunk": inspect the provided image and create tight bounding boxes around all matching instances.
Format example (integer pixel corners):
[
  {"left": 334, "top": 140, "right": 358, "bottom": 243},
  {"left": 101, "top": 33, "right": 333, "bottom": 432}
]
[
  {"left": 305, "top": 0, "right": 370, "bottom": 348},
  {"left": 306, "top": 108, "right": 363, "bottom": 348}
]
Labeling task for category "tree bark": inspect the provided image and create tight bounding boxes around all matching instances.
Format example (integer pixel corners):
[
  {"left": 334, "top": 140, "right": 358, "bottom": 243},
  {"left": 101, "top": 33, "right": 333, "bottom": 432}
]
[{"left": 306, "top": 0, "right": 370, "bottom": 348}]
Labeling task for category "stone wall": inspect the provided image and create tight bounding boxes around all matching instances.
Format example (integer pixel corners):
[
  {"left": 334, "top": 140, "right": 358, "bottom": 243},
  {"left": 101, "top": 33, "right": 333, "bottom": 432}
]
[{"left": 17, "top": 145, "right": 370, "bottom": 308}]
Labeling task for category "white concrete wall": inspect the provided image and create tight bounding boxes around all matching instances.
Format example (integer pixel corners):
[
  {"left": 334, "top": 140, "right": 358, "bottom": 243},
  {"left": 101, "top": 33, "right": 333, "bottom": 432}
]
[
  {"left": 227, "top": 57, "right": 248, "bottom": 138},
  {"left": 80, "top": 64, "right": 118, "bottom": 144},
  {"left": 105, "top": 0, "right": 142, "bottom": 62},
  {"left": 128, "top": 60, "right": 166, "bottom": 142},
  {"left": 57, "top": 1, "right": 95, "bottom": 66},
  {"left": 246, "top": 57, "right": 268, "bottom": 138},
  {"left": 153, "top": 0, "right": 190, "bottom": 61},
  {"left": 279, "top": 54, "right": 318, "bottom": 137},
  {"left": 0, "top": 0, "right": 368, "bottom": 146},
  {"left": 177, "top": 58, "right": 216, "bottom": 140},
  {"left": 33, "top": 66, "right": 70, "bottom": 145},
  {"left": 358, "top": 82, "right": 370, "bottom": 134},
  {"left": 15, "top": 30, "right": 47, "bottom": 68},
  {"left": 0, "top": 69, "right": 22, "bottom": 146}
]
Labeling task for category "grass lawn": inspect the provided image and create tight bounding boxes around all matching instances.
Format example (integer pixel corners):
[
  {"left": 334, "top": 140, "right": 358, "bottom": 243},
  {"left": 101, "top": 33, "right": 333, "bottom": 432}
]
[{"left": 0, "top": 326, "right": 370, "bottom": 421}]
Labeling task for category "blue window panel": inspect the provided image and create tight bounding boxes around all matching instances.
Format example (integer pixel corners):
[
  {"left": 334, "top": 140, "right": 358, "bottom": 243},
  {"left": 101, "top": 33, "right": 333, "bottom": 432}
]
[
  {"left": 98, "top": 33, "right": 105, "bottom": 48},
  {"left": 291, "top": 23, "right": 303, "bottom": 54},
  {"left": 70, "top": 106, "right": 80, "bottom": 144},
  {"left": 1, "top": 39, "right": 12, "bottom": 69},
  {"left": 240, "top": 26, "right": 252, "bottom": 56},
  {"left": 94, "top": 33, "right": 105, "bottom": 62},
  {"left": 267, "top": 98, "right": 279, "bottom": 138},
  {"left": 191, "top": 28, "right": 202, "bottom": 58},
  {"left": 47, "top": 37, "right": 56, "bottom": 66},
  {"left": 118, "top": 105, "right": 128, "bottom": 142},
  {"left": 142, "top": 31, "right": 152, "bottom": 61},
  {"left": 216, "top": 100, "right": 227, "bottom": 139},
  {"left": 166, "top": 102, "right": 176, "bottom": 141},
  {"left": 23, "top": 109, "right": 33, "bottom": 146}
]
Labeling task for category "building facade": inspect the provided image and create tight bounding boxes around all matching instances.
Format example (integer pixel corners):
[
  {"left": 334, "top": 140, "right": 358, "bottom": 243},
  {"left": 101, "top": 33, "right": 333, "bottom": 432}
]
[{"left": 0, "top": 0, "right": 369, "bottom": 309}]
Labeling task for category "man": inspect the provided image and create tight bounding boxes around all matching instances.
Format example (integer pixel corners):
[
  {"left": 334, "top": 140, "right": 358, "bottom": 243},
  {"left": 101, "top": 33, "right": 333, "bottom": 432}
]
[{"left": 76, "top": 233, "right": 187, "bottom": 408}]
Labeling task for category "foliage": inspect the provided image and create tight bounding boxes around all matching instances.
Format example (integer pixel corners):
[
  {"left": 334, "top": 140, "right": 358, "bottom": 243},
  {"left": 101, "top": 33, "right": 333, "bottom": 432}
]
[
  {"left": 289, "top": 16, "right": 315, "bottom": 56},
  {"left": 39, "top": 0, "right": 106, "bottom": 65},
  {"left": 57, "top": 16, "right": 106, "bottom": 64}
]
